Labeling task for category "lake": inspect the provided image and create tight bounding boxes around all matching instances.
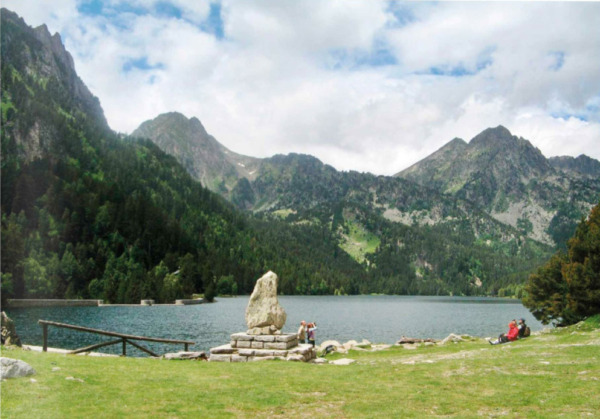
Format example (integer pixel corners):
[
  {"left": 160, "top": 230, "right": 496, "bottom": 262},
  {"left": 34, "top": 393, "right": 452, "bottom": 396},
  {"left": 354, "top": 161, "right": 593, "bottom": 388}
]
[{"left": 4, "top": 295, "right": 544, "bottom": 356}]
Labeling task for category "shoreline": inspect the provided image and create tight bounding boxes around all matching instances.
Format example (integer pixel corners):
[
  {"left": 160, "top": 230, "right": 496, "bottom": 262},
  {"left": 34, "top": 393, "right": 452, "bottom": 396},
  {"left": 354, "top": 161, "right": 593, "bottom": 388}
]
[{"left": 6, "top": 298, "right": 208, "bottom": 308}]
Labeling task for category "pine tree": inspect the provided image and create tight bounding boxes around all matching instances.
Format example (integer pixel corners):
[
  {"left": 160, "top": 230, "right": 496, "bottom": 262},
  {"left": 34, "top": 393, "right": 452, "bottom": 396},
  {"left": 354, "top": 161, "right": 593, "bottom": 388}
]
[{"left": 523, "top": 203, "right": 600, "bottom": 325}]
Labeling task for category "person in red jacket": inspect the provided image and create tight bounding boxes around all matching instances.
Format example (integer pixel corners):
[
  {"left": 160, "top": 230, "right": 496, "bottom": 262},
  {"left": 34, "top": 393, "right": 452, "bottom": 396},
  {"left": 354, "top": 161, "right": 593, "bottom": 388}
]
[{"left": 489, "top": 320, "right": 519, "bottom": 345}]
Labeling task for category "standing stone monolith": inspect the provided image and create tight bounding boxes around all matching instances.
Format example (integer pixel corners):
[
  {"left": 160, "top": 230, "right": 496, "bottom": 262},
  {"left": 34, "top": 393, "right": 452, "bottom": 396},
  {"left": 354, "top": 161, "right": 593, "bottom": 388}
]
[{"left": 245, "top": 271, "right": 286, "bottom": 335}]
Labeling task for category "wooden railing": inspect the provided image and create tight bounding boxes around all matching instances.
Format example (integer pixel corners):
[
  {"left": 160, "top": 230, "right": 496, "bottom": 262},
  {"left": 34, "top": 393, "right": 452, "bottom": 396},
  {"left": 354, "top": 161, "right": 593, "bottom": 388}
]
[{"left": 39, "top": 320, "right": 195, "bottom": 357}]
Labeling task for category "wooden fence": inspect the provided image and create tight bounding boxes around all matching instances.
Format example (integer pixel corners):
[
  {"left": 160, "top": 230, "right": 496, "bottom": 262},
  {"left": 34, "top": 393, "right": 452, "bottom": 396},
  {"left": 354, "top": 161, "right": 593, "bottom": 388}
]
[{"left": 38, "top": 320, "right": 195, "bottom": 357}]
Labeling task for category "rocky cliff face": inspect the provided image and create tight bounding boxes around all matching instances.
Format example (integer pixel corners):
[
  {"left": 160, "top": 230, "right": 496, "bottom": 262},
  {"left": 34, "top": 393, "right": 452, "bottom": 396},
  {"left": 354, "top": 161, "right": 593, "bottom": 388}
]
[
  {"left": 132, "top": 112, "right": 261, "bottom": 193},
  {"left": 396, "top": 126, "right": 600, "bottom": 245},
  {"left": 1, "top": 8, "right": 108, "bottom": 163},
  {"left": 549, "top": 155, "right": 600, "bottom": 178}
]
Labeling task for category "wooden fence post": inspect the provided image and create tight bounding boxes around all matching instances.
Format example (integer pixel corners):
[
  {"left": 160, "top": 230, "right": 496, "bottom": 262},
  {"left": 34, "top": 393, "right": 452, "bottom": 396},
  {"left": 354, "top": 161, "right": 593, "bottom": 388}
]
[
  {"left": 122, "top": 338, "right": 127, "bottom": 356},
  {"left": 42, "top": 323, "right": 48, "bottom": 352}
]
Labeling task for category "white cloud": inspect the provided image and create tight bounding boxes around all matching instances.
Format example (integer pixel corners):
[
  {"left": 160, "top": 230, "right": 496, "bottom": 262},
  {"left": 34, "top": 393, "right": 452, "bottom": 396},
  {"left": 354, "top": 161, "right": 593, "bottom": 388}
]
[{"left": 3, "top": 1, "right": 600, "bottom": 175}]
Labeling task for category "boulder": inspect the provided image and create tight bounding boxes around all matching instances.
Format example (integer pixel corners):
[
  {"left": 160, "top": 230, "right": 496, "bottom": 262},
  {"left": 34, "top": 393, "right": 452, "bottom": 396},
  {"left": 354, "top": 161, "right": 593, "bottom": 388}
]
[
  {"left": 245, "top": 271, "right": 286, "bottom": 334},
  {"left": 343, "top": 340, "right": 359, "bottom": 350},
  {"left": 330, "top": 358, "right": 356, "bottom": 366},
  {"left": 1, "top": 357, "right": 35, "bottom": 379},
  {"left": 1, "top": 312, "right": 22, "bottom": 347},
  {"left": 356, "top": 339, "right": 372, "bottom": 348},
  {"left": 440, "top": 333, "right": 464, "bottom": 345},
  {"left": 318, "top": 340, "right": 342, "bottom": 352}
]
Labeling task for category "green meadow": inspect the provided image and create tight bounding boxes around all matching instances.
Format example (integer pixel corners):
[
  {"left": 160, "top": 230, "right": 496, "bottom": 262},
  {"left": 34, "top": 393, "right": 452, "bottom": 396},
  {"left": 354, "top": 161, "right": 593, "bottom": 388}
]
[{"left": 2, "top": 315, "right": 599, "bottom": 418}]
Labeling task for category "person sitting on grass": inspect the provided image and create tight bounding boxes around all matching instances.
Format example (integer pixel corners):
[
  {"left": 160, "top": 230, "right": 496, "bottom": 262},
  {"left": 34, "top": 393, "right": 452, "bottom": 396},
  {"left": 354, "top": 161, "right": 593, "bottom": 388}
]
[
  {"left": 489, "top": 320, "right": 519, "bottom": 345},
  {"left": 517, "top": 318, "right": 530, "bottom": 339}
]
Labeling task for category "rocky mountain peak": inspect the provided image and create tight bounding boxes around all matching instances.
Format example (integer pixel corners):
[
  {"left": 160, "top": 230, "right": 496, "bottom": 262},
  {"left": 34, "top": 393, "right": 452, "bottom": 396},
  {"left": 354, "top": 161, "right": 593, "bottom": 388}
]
[
  {"left": 133, "top": 112, "right": 214, "bottom": 150},
  {"left": 469, "top": 125, "right": 515, "bottom": 148},
  {"left": 132, "top": 112, "right": 261, "bottom": 192},
  {"left": 1, "top": 8, "right": 108, "bottom": 162}
]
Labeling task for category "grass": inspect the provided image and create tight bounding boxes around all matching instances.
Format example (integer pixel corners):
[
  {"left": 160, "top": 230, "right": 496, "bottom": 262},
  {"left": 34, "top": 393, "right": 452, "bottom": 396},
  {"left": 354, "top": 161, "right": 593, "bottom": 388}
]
[
  {"left": 2, "top": 316, "right": 599, "bottom": 418},
  {"left": 340, "top": 221, "right": 381, "bottom": 263}
]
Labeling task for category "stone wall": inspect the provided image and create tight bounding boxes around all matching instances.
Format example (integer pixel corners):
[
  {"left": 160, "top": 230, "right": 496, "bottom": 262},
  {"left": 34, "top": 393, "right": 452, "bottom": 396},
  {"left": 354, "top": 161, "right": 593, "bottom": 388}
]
[
  {"left": 6, "top": 299, "right": 103, "bottom": 308},
  {"left": 210, "top": 333, "right": 316, "bottom": 362},
  {"left": 174, "top": 299, "right": 205, "bottom": 305}
]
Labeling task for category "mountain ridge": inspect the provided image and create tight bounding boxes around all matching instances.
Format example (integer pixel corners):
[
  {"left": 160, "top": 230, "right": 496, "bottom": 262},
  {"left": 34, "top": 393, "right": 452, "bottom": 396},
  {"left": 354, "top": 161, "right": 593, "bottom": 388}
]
[
  {"left": 4, "top": 7, "right": 596, "bottom": 301},
  {"left": 396, "top": 125, "right": 600, "bottom": 245}
]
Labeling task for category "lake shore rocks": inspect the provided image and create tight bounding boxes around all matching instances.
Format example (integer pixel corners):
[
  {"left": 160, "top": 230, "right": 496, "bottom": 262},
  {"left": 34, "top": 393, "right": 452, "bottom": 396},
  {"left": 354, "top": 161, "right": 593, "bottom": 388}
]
[
  {"left": 440, "top": 333, "right": 465, "bottom": 345},
  {"left": 330, "top": 358, "right": 356, "bottom": 366},
  {"left": 162, "top": 351, "right": 208, "bottom": 361},
  {"left": 317, "top": 339, "right": 373, "bottom": 355},
  {"left": 396, "top": 337, "right": 438, "bottom": 345}
]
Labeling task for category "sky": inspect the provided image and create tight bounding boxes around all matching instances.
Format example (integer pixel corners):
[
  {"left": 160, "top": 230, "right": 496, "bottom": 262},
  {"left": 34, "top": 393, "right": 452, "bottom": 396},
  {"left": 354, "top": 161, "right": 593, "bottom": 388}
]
[{"left": 4, "top": 1, "right": 600, "bottom": 175}]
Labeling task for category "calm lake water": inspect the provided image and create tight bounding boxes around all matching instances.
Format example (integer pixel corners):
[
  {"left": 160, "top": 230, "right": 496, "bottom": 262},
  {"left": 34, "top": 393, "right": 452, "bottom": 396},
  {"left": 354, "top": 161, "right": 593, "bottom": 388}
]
[{"left": 5, "top": 296, "right": 544, "bottom": 356}]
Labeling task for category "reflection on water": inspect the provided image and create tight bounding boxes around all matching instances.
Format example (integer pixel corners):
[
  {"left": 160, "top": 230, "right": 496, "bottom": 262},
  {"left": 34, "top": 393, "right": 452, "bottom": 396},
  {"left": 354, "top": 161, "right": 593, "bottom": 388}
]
[{"left": 5, "top": 295, "right": 543, "bottom": 356}]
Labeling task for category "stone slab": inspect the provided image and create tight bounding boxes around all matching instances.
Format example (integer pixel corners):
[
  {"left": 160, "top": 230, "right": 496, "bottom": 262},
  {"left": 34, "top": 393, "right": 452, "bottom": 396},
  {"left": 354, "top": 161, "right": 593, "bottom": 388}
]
[
  {"left": 239, "top": 349, "right": 255, "bottom": 357},
  {"left": 275, "top": 334, "right": 298, "bottom": 343},
  {"left": 264, "top": 341, "right": 296, "bottom": 350},
  {"left": 231, "top": 355, "right": 247, "bottom": 363},
  {"left": 254, "top": 335, "right": 276, "bottom": 342},
  {"left": 163, "top": 351, "right": 207, "bottom": 360},
  {"left": 209, "top": 354, "right": 232, "bottom": 362},
  {"left": 251, "top": 341, "right": 264, "bottom": 349},
  {"left": 210, "top": 344, "right": 235, "bottom": 354},
  {"left": 231, "top": 333, "right": 253, "bottom": 341},
  {"left": 289, "top": 345, "right": 313, "bottom": 357}
]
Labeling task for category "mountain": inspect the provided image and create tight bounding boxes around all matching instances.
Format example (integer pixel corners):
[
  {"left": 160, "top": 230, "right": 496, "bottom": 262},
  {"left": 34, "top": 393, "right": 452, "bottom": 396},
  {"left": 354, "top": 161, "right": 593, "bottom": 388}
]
[
  {"left": 1, "top": 9, "right": 108, "bottom": 164},
  {"left": 131, "top": 112, "right": 261, "bottom": 193},
  {"left": 1, "top": 8, "right": 566, "bottom": 300},
  {"left": 396, "top": 126, "right": 600, "bottom": 246},
  {"left": 135, "top": 117, "right": 554, "bottom": 296},
  {"left": 0, "top": 8, "right": 369, "bottom": 303}
]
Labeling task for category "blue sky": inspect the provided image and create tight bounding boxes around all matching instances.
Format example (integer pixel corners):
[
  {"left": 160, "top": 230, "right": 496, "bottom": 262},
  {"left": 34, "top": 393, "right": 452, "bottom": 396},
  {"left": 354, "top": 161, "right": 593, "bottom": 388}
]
[{"left": 4, "top": 0, "right": 600, "bottom": 175}]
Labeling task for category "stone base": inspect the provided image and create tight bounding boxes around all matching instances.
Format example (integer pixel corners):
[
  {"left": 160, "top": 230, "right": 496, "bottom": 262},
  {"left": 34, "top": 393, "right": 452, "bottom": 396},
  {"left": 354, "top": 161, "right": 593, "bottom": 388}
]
[{"left": 209, "top": 332, "right": 316, "bottom": 362}]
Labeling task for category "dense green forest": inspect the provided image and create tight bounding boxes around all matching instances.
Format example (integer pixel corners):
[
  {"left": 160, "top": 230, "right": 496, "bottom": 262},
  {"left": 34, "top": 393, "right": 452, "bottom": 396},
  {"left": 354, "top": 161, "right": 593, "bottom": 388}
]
[
  {"left": 1, "top": 9, "right": 554, "bottom": 303},
  {"left": 230, "top": 153, "right": 553, "bottom": 296},
  {"left": 0, "top": 9, "right": 369, "bottom": 304},
  {"left": 0, "top": 72, "right": 367, "bottom": 303}
]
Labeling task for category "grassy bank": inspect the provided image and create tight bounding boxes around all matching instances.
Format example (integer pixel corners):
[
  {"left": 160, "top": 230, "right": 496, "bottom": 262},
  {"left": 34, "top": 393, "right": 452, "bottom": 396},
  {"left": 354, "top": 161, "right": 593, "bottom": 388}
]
[{"left": 2, "top": 316, "right": 599, "bottom": 418}]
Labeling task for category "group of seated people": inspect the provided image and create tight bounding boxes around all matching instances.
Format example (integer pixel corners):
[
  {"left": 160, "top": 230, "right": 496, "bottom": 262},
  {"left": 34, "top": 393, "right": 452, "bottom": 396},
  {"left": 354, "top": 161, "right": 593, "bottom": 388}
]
[{"left": 489, "top": 318, "right": 529, "bottom": 345}]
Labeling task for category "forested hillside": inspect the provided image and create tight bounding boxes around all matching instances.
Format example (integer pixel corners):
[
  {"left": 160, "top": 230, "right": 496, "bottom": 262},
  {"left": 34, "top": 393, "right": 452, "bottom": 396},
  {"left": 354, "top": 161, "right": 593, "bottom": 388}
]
[
  {"left": 137, "top": 114, "right": 554, "bottom": 297},
  {"left": 0, "top": 8, "right": 366, "bottom": 303}
]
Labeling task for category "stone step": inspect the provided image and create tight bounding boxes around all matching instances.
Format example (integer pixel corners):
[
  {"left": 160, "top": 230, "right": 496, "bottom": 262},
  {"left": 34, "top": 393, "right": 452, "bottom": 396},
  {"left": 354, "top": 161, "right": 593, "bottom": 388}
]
[
  {"left": 209, "top": 343, "right": 317, "bottom": 363},
  {"left": 210, "top": 344, "right": 236, "bottom": 354}
]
